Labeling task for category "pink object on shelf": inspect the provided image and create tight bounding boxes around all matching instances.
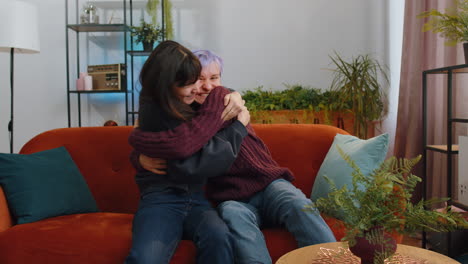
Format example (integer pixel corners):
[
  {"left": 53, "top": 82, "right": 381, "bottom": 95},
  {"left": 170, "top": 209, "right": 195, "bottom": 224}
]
[
  {"left": 76, "top": 78, "right": 84, "bottom": 90},
  {"left": 76, "top": 72, "right": 89, "bottom": 91}
]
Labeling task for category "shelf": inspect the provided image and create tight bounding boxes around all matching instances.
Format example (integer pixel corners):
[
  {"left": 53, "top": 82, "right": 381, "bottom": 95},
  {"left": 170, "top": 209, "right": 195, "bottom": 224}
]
[
  {"left": 423, "top": 64, "right": 468, "bottom": 74},
  {"left": 127, "top": 50, "right": 151, "bottom": 56},
  {"left": 66, "top": 0, "right": 165, "bottom": 128},
  {"left": 452, "top": 200, "right": 468, "bottom": 211},
  {"left": 89, "top": 0, "right": 146, "bottom": 9},
  {"left": 67, "top": 24, "right": 129, "bottom": 32},
  {"left": 422, "top": 63, "right": 468, "bottom": 257},
  {"left": 69, "top": 90, "right": 128, "bottom": 94},
  {"left": 451, "top": 118, "right": 468, "bottom": 123},
  {"left": 426, "top": 145, "right": 459, "bottom": 153}
]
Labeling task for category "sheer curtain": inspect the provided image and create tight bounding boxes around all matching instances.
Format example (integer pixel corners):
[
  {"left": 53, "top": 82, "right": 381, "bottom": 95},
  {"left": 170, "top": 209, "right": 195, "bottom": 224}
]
[{"left": 395, "top": 0, "right": 466, "bottom": 201}]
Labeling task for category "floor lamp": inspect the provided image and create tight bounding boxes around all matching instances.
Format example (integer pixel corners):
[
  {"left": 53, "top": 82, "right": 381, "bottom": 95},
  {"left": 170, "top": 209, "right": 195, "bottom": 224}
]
[{"left": 0, "top": 1, "right": 40, "bottom": 153}]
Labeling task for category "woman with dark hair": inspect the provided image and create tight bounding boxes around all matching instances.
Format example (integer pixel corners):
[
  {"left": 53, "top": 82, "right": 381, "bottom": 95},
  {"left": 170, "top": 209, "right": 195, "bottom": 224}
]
[
  {"left": 131, "top": 48, "right": 336, "bottom": 264},
  {"left": 125, "top": 40, "right": 250, "bottom": 264}
]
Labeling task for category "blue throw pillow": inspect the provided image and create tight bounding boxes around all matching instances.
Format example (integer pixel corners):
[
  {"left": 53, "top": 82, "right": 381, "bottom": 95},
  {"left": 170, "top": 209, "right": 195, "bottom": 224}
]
[
  {"left": 0, "top": 146, "right": 99, "bottom": 224},
  {"left": 310, "top": 133, "right": 389, "bottom": 204}
]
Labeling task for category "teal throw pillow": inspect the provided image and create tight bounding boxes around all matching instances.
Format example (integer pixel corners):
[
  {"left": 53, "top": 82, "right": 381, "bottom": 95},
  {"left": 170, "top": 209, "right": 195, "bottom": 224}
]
[
  {"left": 0, "top": 146, "right": 99, "bottom": 224},
  {"left": 310, "top": 133, "right": 389, "bottom": 204}
]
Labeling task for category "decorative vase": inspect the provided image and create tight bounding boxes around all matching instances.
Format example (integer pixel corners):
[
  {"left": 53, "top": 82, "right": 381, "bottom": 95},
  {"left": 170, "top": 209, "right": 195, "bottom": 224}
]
[
  {"left": 349, "top": 226, "right": 397, "bottom": 264},
  {"left": 464, "top": 42, "right": 468, "bottom": 65},
  {"left": 143, "top": 41, "right": 155, "bottom": 52}
]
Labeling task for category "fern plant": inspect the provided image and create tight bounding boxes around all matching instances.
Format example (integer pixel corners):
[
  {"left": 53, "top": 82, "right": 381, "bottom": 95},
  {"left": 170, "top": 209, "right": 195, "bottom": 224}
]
[
  {"left": 418, "top": 0, "right": 468, "bottom": 45},
  {"left": 306, "top": 147, "right": 468, "bottom": 246}
]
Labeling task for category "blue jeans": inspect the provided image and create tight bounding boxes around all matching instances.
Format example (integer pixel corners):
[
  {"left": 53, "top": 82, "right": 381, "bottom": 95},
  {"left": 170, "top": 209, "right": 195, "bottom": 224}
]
[
  {"left": 125, "top": 188, "right": 234, "bottom": 264},
  {"left": 218, "top": 179, "right": 336, "bottom": 264}
]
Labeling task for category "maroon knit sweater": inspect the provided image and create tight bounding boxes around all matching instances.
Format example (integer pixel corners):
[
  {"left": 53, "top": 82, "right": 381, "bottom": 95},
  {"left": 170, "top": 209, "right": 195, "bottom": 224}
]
[
  {"left": 128, "top": 86, "right": 294, "bottom": 202},
  {"left": 129, "top": 87, "right": 231, "bottom": 159}
]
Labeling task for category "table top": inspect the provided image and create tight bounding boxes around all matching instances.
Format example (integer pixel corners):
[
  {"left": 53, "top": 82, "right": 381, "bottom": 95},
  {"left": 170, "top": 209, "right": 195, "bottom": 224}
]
[{"left": 276, "top": 242, "right": 460, "bottom": 264}]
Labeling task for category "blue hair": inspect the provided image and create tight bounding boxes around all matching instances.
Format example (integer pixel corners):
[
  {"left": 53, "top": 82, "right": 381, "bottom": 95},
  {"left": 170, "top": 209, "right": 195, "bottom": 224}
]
[{"left": 193, "top": 50, "right": 224, "bottom": 75}]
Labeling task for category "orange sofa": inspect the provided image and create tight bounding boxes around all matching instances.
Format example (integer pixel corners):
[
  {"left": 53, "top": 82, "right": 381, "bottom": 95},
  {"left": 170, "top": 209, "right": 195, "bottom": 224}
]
[{"left": 0, "top": 124, "right": 354, "bottom": 264}]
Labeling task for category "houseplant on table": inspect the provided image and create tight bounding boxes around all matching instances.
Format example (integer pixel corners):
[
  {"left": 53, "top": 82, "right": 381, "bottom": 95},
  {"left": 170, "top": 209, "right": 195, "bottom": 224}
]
[
  {"left": 130, "top": 19, "right": 164, "bottom": 51},
  {"left": 307, "top": 148, "right": 468, "bottom": 264},
  {"left": 417, "top": 0, "right": 468, "bottom": 62},
  {"left": 328, "top": 52, "right": 388, "bottom": 139}
]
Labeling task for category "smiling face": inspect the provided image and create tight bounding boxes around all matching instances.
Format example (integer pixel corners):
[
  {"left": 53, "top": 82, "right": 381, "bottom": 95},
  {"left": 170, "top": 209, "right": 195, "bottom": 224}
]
[
  {"left": 174, "top": 81, "right": 200, "bottom": 105},
  {"left": 195, "top": 62, "right": 222, "bottom": 104}
]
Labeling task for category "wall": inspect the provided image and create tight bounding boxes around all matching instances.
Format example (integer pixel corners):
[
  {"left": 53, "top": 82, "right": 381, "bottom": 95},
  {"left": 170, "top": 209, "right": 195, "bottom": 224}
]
[
  {"left": 179, "top": 0, "right": 388, "bottom": 91},
  {"left": 0, "top": 0, "right": 403, "bottom": 153}
]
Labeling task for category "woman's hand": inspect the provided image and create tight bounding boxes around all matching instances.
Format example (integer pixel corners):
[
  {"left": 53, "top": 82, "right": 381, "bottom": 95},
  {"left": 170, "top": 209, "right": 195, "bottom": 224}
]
[
  {"left": 221, "top": 92, "right": 245, "bottom": 121},
  {"left": 139, "top": 154, "right": 167, "bottom": 175},
  {"left": 237, "top": 107, "right": 250, "bottom": 126}
]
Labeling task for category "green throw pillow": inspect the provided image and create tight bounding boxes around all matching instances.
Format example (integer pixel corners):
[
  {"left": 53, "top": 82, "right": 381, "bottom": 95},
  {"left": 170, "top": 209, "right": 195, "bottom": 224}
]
[
  {"left": 0, "top": 146, "right": 99, "bottom": 224},
  {"left": 311, "top": 133, "right": 389, "bottom": 204}
]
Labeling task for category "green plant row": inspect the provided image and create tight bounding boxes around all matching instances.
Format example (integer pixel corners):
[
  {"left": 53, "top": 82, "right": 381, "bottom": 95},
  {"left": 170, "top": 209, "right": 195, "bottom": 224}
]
[{"left": 242, "top": 84, "right": 351, "bottom": 113}]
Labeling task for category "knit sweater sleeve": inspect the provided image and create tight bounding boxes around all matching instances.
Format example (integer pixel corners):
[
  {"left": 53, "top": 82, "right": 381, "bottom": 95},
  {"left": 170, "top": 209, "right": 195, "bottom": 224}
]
[{"left": 128, "top": 86, "right": 231, "bottom": 159}]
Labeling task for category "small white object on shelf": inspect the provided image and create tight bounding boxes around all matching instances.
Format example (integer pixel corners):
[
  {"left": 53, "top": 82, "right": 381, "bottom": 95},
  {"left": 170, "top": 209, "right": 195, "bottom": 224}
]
[
  {"left": 80, "top": 3, "right": 99, "bottom": 24},
  {"left": 84, "top": 75, "right": 93, "bottom": 91}
]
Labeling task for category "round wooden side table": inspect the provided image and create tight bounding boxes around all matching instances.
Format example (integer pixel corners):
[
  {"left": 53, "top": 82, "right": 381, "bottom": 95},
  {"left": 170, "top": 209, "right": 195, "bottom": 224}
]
[{"left": 276, "top": 242, "right": 460, "bottom": 264}]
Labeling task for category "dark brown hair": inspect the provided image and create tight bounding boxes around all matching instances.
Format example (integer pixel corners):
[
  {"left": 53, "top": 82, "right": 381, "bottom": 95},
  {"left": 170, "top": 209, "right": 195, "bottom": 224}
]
[{"left": 139, "top": 40, "right": 201, "bottom": 120}]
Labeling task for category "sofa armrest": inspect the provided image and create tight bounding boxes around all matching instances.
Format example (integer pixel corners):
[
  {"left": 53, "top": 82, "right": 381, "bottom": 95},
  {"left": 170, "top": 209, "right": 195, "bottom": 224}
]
[{"left": 0, "top": 187, "right": 13, "bottom": 232}]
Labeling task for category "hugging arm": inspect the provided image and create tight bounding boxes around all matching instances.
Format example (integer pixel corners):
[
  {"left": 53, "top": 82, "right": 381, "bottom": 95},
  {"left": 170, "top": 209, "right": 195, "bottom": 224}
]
[
  {"left": 128, "top": 86, "right": 232, "bottom": 159},
  {"left": 165, "top": 120, "right": 247, "bottom": 183}
]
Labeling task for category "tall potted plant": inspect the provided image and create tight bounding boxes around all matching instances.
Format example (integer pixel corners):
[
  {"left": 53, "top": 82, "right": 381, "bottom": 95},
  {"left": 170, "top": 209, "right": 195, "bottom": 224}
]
[
  {"left": 328, "top": 52, "right": 388, "bottom": 139},
  {"left": 146, "top": 0, "right": 174, "bottom": 40},
  {"left": 417, "top": 0, "right": 468, "bottom": 63},
  {"left": 307, "top": 149, "right": 468, "bottom": 264}
]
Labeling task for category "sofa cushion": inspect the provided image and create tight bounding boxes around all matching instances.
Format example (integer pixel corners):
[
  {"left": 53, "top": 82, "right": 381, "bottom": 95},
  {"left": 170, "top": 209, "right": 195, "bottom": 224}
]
[
  {"left": 0, "top": 212, "right": 196, "bottom": 264},
  {"left": 0, "top": 146, "right": 99, "bottom": 224},
  {"left": 310, "top": 133, "right": 389, "bottom": 207}
]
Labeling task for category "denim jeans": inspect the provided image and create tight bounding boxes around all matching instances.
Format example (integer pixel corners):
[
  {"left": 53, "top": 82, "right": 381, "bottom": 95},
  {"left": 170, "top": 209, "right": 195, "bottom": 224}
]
[
  {"left": 218, "top": 179, "right": 336, "bottom": 264},
  {"left": 125, "top": 188, "right": 234, "bottom": 264}
]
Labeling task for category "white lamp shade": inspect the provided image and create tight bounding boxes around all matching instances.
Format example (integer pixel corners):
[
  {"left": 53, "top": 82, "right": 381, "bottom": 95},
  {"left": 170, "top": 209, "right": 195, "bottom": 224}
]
[{"left": 0, "top": 0, "right": 40, "bottom": 53}]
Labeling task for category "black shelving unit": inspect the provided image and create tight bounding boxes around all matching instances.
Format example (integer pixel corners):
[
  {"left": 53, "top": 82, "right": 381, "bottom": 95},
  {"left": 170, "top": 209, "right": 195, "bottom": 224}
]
[
  {"left": 65, "top": 0, "right": 134, "bottom": 127},
  {"left": 422, "top": 64, "right": 468, "bottom": 257},
  {"left": 65, "top": 0, "right": 167, "bottom": 127},
  {"left": 126, "top": 0, "right": 168, "bottom": 124}
]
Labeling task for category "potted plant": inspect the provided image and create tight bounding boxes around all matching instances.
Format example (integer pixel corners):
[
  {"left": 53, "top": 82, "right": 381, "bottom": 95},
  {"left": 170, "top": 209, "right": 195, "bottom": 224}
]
[
  {"left": 417, "top": 0, "right": 468, "bottom": 63},
  {"left": 307, "top": 148, "right": 468, "bottom": 264},
  {"left": 130, "top": 19, "right": 163, "bottom": 51},
  {"left": 328, "top": 52, "right": 388, "bottom": 139}
]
